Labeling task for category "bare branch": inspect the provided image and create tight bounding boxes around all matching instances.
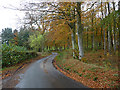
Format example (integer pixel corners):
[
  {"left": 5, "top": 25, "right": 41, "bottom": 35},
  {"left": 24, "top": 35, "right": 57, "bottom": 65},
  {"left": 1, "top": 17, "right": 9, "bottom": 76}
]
[{"left": 82, "top": 2, "right": 97, "bottom": 12}]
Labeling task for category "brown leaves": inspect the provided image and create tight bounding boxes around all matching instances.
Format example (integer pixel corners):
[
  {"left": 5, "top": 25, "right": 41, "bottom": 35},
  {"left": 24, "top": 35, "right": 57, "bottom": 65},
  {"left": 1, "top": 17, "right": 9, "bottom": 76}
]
[{"left": 54, "top": 50, "right": 119, "bottom": 88}]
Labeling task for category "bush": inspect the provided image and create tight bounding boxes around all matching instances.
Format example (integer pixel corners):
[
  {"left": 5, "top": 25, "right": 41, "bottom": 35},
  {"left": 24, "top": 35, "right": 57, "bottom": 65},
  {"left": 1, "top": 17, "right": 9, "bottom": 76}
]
[{"left": 2, "top": 44, "right": 37, "bottom": 68}]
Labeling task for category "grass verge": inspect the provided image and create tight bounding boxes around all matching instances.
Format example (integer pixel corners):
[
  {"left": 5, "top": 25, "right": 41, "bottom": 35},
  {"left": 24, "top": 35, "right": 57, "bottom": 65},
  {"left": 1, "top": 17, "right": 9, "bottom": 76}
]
[{"left": 53, "top": 50, "right": 119, "bottom": 88}]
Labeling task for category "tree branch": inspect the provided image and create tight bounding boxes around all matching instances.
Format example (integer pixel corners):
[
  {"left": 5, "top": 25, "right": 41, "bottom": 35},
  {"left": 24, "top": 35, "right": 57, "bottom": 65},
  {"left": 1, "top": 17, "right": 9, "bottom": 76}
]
[{"left": 82, "top": 2, "right": 97, "bottom": 12}]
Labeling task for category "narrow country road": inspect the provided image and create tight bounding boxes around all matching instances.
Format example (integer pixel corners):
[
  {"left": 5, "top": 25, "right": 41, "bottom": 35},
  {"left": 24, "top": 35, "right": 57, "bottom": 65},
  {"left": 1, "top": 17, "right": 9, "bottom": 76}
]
[{"left": 16, "top": 53, "right": 89, "bottom": 88}]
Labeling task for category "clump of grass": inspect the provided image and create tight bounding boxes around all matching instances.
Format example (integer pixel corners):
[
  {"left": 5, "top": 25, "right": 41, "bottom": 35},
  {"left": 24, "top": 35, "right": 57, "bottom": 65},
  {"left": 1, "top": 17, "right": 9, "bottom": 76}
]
[
  {"left": 83, "top": 73, "right": 91, "bottom": 78},
  {"left": 88, "top": 67, "right": 97, "bottom": 72},
  {"left": 81, "top": 57, "right": 88, "bottom": 63},
  {"left": 63, "top": 66, "right": 72, "bottom": 72},
  {"left": 93, "top": 76, "right": 98, "bottom": 81},
  {"left": 113, "top": 74, "right": 118, "bottom": 77},
  {"left": 108, "top": 81, "right": 118, "bottom": 88},
  {"left": 82, "top": 69, "right": 86, "bottom": 72},
  {"left": 73, "top": 69, "right": 78, "bottom": 73},
  {"left": 87, "top": 76, "right": 91, "bottom": 79},
  {"left": 72, "top": 69, "right": 83, "bottom": 77},
  {"left": 84, "top": 75, "right": 87, "bottom": 77},
  {"left": 77, "top": 73, "right": 82, "bottom": 77}
]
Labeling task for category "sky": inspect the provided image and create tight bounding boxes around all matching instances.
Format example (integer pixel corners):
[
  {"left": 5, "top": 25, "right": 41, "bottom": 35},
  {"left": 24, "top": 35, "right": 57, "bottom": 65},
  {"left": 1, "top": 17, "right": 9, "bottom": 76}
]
[
  {"left": 0, "top": 0, "right": 45, "bottom": 33},
  {"left": 0, "top": 0, "right": 119, "bottom": 33},
  {"left": 0, "top": 0, "right": 25, "bottom": 32}
]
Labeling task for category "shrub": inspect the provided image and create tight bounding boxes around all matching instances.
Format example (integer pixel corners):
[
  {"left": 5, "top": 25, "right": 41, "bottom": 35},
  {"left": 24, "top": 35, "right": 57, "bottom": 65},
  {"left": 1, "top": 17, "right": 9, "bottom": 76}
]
[{"left": 2, "top": 44, "right": 37, "bottom": 68}]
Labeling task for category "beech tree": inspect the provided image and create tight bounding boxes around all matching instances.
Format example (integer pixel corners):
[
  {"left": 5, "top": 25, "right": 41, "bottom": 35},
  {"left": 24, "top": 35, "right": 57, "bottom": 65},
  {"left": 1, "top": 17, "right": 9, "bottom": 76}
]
[
  {"left": 17, "top": 1, "right": 119, "bottom": 60},
  {"left": 76, "top": 2, "right": 84, "bottom": 60}
]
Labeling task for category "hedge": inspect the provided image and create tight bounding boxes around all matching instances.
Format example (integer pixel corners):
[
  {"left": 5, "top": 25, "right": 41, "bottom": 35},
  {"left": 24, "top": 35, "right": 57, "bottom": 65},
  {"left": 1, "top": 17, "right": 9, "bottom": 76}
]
[{"left": 2, "top": 44, "right": 38, "bottom": 68}]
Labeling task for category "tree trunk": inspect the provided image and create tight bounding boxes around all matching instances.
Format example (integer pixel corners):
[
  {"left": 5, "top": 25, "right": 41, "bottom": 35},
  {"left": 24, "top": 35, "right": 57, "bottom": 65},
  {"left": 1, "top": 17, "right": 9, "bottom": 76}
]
[
  {"left": 100, "top": 3, "right": 103, "bottom": 49},
  {"left": 47, "top": 46, "right": 48, "bottom": 50},
  {"left": 49, "top": 46, "right": 51, "bottom": 51},
  {"left": 103, "top": 28, "right": 106, "bottom": 55},
  {"left": 101, "top": 24, "right": 103, "bottom": 49},
  {"left": 110, "top": 28, "right": 113, "bottom": 48},
  {"left": 42, "top": 46, "right": 44, "bottom": 52},
  {"left": 38, "top": 48, "right": 41, "bottom": 52},
  {"left": 91, "top": 8, "right": 95, "bottom": 51},
  {"left": 76, "top": 2, "right": 84, "bottom": 60},
  {"left": 103, "top": 4, "right": 106, "bottom": 55},
  {"left": 67, "top": 37, "right": 70, "bottom": 49},
  {"left": 64, "top": 45, "right": 65, "bottom": 50},
  {"left": 108, "top": 27, "right": 111, "bottom": 53},
  {"left": 55, "top": 44, "right": 57, "bottom": 51},
  {"left": 95, "top": 25, "right": 98, "bottom": 50},
  {"left": 60, "top": 46, "right": 62, "bottom": 51},
  {"left": 118, "top": 1, "right": 120, "bottom": 52},
  {"left": 87, "top": 28, "right": 88, "bottom": 49},
  {"left": 71, "top": 7, "right": 76, "bottom": 58},
  {"left": 94, "top": 18, "right": 98, "bottom": 51},
  {"left": 107, "top": 2, "right": 111, "bottom": 54},
  {"left": 71, "top": 30, "right": 76, "bottom": 58},
  {"left": 112, "top": 2, "right": 116, "bottom": 52},
  {"left": 101, "top": 2, "right": 106, "bottom": 55}
]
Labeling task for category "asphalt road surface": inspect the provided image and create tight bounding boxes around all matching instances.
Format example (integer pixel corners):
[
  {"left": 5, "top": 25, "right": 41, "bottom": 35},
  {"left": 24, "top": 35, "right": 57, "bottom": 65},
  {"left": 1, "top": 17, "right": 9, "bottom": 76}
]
[{"left": 16, "top": 53, "right": 89, "bottom": 88}]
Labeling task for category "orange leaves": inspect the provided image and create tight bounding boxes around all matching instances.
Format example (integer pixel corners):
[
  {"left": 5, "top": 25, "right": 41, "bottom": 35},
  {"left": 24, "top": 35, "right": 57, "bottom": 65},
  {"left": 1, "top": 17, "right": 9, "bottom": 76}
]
[{"left": 45, "top": 20, "right": 71, "bottom": 47}]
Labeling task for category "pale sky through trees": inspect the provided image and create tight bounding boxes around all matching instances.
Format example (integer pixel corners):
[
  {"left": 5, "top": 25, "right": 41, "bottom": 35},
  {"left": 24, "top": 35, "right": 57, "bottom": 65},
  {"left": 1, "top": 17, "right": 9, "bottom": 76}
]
[
  {"left": 0, "top": 0, "right": 24, "bottom": 32},
  {"left": 0, "top": 0, "right": 119, "bottom": 33},
  {"left": 0, "top": 0, "right": 34, "bottom": 32}
]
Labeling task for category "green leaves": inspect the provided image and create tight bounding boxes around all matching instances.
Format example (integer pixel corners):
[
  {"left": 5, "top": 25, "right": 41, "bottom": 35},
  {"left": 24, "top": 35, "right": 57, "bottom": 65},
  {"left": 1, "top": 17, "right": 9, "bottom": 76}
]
[
  {"left": 2, "top": 44, "right": 37, "bottom": 68},
  {"left": 29, "top": 31, "right": 45, "bottom": 52},
  {"left": 93, "top": 76, "right": 98, "bottom": 81},
  {"left": 1, "top": 28, "right": 14, "bottom": 44}
]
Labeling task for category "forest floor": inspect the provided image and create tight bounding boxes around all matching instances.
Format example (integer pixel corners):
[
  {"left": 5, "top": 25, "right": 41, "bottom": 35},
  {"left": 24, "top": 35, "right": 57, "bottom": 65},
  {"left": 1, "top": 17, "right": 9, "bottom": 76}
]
[{"left": 53, "top": 50, "right": 119, "bottom": 88}]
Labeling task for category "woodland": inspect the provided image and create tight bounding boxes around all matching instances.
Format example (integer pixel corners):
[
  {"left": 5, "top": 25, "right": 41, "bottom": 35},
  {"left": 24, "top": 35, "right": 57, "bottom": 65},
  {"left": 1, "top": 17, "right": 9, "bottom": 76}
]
[{"left": 1, "top": 1, "right": 120, "bottom": 88}]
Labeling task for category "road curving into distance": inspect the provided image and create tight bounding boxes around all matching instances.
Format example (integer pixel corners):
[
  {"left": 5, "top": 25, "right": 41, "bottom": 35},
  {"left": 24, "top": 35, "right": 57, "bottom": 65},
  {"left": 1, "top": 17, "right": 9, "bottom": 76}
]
[{"left": 16, "top": 53, "right": 90, "bottom": 88}]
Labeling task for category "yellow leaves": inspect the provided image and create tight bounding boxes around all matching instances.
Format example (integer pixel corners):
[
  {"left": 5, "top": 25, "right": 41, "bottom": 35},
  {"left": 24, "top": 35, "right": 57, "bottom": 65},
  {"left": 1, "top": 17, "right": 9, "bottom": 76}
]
[
  {"left": 81, "top": 57, "right": 87, "bottom": 63},
  {"left": 84, "top": 31, "right": 94, "bottom": 34},
  {"left": 107, "top": 53, "right": 110, "bottom": 56},
  {"left": 69, "top": 19, "right": 76, "bottom": 23},
  {"left": 107, "top": 62, "right": 111, "bottom": 67}
]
